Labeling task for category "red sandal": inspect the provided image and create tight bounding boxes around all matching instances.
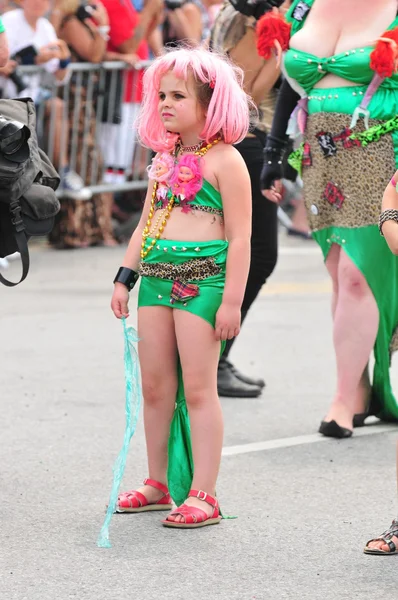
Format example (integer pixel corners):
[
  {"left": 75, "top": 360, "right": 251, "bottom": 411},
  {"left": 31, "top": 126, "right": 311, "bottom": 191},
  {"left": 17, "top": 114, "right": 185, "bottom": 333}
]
[
  {"left": 162, "top": 489, "right": 221, "bottom": 528},
  {"left": 116, "top": 478, "right": 172, "bottom": 513}
]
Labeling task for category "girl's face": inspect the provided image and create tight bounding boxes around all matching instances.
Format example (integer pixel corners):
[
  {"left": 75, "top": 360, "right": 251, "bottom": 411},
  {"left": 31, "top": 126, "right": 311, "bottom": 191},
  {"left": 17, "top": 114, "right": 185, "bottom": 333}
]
[
  {"left": 158, "top": 72, "right": 207, "bottom": 140},
  {"left": 179, "top": 166, "right": 194, "bottom": 183}
]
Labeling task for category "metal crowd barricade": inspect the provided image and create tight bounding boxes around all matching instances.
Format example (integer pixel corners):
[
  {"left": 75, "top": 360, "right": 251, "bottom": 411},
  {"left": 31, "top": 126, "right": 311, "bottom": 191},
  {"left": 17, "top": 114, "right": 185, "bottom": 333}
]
[{"left": 5, "top": 61, "right": 153, "bottom": 195}]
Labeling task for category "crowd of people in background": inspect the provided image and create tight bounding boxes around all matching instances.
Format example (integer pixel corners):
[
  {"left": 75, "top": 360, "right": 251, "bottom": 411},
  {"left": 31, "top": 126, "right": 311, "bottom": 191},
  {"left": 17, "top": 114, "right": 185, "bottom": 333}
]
[
  {"left": 0, "top": 0, "right": 310, "bottom": 396},
  {"left": 0, "top": 0, "right": 309, "bottom": 252}
]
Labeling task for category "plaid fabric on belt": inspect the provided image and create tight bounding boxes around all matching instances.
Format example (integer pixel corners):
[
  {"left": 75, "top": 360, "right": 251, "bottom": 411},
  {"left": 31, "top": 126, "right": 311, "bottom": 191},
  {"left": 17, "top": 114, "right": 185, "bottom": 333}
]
[{"left": 170, "top": 280, "right": 200, "bottom": 304}]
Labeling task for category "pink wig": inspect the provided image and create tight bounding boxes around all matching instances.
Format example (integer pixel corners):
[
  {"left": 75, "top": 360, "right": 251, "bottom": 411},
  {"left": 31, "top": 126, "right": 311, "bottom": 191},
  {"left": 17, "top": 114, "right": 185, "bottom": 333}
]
[
  {"left": 137, "top": 47, "right": 251, "bottom": 152},
  {"left": 169, "top": 154, "right": 203, "bottom": 200},
  {"left": 146, "top": 152, "right": 175, "bottom": 182}
]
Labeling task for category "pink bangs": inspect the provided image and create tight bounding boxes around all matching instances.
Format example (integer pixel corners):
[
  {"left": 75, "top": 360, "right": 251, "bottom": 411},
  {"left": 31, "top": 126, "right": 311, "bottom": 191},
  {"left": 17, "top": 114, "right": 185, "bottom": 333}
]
[{"left": 137, "top": 47, "right": 251, "bottom": 152}]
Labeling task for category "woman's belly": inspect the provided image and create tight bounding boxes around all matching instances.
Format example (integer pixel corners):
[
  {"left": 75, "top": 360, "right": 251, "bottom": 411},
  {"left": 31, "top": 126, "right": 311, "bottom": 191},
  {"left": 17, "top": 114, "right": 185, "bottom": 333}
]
[
  {"left": 153, "top": 207, "right": 225, "bottom": 242},
  {"left": 314, "top": 74, "right": 359, "bottom": 89}
]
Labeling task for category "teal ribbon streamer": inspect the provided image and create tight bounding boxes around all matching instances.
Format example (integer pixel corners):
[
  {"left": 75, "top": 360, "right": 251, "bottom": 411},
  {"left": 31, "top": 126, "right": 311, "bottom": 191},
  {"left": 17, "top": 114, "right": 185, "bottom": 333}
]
[{"left": 97, "top": 318, "right": 142, "bottom": 548}]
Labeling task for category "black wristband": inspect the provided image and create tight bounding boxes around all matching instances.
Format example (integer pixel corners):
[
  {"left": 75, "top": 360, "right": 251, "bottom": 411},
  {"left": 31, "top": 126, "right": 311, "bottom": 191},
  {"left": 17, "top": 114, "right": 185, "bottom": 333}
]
[
  {"left": 113, "top": 267, "right": 139, "bottom": 290},
  {"left": 379, "top": 209, "right": 398, "bottom": 236}
]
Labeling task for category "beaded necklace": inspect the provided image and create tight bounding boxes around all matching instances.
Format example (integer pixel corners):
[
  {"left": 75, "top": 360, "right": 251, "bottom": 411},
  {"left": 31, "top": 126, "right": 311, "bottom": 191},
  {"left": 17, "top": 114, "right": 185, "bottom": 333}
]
[{"left": 140, "top": 136, "right": 221, "bottom": 260}]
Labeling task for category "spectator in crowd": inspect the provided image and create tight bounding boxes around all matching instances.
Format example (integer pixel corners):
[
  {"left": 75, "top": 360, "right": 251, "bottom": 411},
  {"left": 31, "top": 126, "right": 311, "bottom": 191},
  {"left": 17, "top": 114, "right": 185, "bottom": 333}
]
[
  {"left": 48, "top": 0, "right": 117, "bottom": 248},
  {"left": 0, "top": 0, "right": 91, "bottom": 200},
  {"left": 99, "top": 0, "right": 163, "bottom": 184},
  {"left": 210, "top": 0, "right": 290, "bottom": 396},
  {"left": 162, "top": 0, "right": 219, "bottom": 46}
]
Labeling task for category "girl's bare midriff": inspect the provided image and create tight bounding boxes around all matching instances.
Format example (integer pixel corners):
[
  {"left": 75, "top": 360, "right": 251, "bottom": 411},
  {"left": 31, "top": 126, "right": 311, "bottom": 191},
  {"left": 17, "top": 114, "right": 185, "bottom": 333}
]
[
  {"left": 289, "top": 0, "right": 397, "bottom": 89},
  {"left": 160, "top": 208, "right": 225, "bottom": 242}
]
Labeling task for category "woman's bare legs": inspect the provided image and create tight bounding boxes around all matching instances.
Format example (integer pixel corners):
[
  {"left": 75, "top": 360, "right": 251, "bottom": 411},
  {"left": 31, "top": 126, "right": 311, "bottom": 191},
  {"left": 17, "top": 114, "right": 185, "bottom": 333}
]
[
  {"left": 133, "top": 306, "right": 178, "bottom": 502},
  {"left": 366, "top": 441, "right": 398, "bottom": 553},
  {"left": 167, "top": 310, "right": 223, "bottom": 522},
  {"left": 323, "top": 245, "right": 379, "bottom": 430}
]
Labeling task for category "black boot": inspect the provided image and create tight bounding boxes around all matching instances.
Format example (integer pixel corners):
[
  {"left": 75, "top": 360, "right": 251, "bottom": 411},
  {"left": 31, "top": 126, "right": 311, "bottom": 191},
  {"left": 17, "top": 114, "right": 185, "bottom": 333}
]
[
  {"left": 225, "top": 359, "right": 266, "bottom": 389},
  {"left": 217, "top": 357, "right": 262, "bottom": 398}
]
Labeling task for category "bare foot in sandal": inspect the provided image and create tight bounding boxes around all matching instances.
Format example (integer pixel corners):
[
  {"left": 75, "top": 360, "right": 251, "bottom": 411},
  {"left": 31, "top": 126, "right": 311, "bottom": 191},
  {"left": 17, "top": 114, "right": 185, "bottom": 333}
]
[
  {"left": 364, "top": 519, "right": 398, "bottom": 555},
  {"left": 166, "top": 497, "right": 213, "bottom": 523},
  {"left": 163, "top": 490, "right": 221, "bottom": 528},
  {"left": 116, "top": 478, "right": 172, "bottom": 513}
]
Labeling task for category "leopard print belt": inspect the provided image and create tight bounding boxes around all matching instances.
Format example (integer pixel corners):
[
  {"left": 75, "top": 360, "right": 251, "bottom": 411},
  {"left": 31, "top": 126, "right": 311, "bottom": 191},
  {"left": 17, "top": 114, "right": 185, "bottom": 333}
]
[{"left": 138, "top": 256, "right": 222, "bottom": 281}]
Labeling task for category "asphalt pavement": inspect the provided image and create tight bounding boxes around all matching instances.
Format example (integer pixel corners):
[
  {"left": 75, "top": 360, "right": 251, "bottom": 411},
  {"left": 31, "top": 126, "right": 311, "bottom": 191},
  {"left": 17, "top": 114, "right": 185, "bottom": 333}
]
[{"left": 1, "top": 233, "right": 398, "bottom": 600}]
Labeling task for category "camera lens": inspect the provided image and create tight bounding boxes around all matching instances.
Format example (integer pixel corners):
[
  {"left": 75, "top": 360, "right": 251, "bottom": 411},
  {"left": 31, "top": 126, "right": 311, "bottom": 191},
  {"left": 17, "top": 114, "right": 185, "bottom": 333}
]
[
  {"left": 1, "top": 131, "right": 25, "bottom": 155},
  {"left": 0, "top": 118, "right": 30, "bottom": 161}
]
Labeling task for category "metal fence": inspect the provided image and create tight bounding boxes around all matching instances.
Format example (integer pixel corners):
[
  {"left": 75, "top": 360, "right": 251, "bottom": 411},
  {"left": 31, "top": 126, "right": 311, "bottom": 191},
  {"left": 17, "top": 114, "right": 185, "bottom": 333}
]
[{"left": 4, "top": 61, "right": 153, "bottom": 195}]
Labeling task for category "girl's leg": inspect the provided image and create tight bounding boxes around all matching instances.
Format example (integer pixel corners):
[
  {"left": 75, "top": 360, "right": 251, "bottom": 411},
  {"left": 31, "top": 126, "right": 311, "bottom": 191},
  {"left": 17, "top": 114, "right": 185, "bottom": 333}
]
[
  {"left": 324, "top": 250, "right": 379, "bottom": 430},
  {"left": 134, "top": 306, "right": 178, "bottom": 502},
  {"left": 169, "top": 310, "right": 223, "bottom": 521}
]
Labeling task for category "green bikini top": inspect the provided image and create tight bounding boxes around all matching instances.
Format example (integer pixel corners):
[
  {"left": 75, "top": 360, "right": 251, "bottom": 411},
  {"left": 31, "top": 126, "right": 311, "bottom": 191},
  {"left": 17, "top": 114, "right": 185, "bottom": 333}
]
[
  {"left": 284, "top": 0, "right": 398, "bottom": 94},
  {"left": 156, "top": 179, "right": 224, "bottom": 218}
]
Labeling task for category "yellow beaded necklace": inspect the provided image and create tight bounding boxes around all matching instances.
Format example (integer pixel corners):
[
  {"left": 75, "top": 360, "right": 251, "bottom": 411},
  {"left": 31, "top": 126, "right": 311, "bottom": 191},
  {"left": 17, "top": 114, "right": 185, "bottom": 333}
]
[{"left": 140, "top": 136, "right": 221, "bottom": 260}]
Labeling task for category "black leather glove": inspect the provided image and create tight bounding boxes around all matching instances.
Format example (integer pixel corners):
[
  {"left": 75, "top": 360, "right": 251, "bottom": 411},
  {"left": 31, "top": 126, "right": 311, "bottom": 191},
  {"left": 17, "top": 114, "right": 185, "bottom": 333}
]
[
  {"left": 260, "top": 79, "right": 300, "bottom": 191},
  {"left": 260, "top": 134, "right": 288, "bottom": 190}
]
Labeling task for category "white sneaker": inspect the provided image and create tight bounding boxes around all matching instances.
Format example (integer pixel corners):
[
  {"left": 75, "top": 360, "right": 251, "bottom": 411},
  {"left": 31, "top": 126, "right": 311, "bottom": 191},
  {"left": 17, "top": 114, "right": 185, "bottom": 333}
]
[{"left": 59, "top": 169, "right": 92, "bottom": 201}]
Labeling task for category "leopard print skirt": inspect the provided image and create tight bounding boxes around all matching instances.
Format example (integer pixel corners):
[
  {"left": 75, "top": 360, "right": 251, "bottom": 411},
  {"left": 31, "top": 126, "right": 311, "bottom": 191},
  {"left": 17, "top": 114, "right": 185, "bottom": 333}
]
[{"left": 302, "top": 112, "right": 396, "bottom": 232}]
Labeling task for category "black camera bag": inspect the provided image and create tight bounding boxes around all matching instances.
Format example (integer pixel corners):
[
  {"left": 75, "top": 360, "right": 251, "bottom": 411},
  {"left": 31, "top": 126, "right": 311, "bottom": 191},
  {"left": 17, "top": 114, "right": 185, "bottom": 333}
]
[{"left": 0, "top": 97, "right": 60, "bottom": 287}]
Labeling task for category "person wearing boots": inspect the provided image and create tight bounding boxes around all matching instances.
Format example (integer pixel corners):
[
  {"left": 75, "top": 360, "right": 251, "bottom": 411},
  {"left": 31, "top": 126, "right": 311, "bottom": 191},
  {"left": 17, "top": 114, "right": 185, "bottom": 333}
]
[{"left": 210, "top": 1, "right": 291, "bottom": 397}]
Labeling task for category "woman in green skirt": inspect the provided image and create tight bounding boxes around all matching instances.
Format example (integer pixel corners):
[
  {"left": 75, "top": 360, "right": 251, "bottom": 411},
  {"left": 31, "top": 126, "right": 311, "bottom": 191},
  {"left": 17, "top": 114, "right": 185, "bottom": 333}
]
[{"left": 260, "top": 0, "right": 398, "bottom": 437}]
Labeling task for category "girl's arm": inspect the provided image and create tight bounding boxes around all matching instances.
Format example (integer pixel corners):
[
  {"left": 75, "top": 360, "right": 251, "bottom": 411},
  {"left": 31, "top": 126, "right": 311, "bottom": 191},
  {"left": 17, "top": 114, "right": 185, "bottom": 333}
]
[
  {"left": 381, "top": 170, "right": 398, "bottom": 255},
  {"left": 215, "top": 147, "right": 252, "bottom": 340}
]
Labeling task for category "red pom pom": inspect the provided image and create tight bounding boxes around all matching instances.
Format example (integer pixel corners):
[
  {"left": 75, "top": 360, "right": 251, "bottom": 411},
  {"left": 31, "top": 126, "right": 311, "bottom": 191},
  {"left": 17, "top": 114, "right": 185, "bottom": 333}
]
[
  {"left": 370, "top": 28, "right": 398, "bottom": 78},
  {"left": 256, "top": 12, "right": 291, "bottom": 60}
]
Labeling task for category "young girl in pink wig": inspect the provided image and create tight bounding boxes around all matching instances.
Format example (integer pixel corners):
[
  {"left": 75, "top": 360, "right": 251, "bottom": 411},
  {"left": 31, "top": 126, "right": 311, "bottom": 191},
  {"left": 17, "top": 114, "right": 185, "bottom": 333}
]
[
  {"left": 137, "top": 46, "right": 251, "bottom": 152},
  {"left": 108, "top": 46, "right": 251, "bottom": 534}
]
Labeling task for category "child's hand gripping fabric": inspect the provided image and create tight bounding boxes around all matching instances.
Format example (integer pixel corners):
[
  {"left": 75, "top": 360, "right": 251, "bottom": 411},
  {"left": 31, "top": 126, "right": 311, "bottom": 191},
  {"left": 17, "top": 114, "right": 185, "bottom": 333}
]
[{"left": 111, "top": 282, "right": 130, "bottom": 319}]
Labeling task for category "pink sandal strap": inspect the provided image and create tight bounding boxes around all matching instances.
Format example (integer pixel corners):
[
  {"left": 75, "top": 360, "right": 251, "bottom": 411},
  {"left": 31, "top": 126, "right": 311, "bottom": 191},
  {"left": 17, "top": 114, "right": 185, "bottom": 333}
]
[
  {"left": 117, "top": 479, "right": 171, "bottom": 509},
  {"left": 118, "top": 490, "right": 148, "bottom": 509},
  {"left": 188, "top": 489, "right": 218, "bottom": 509},
  {"left": 143, "top": 478, "right": 169, "bottom": 496},
  {"left": 164, "top": 490, "right": 220, "bottom": 524},
  {"left": 167, "top": 503, "right": 209, "bottom": 524}
]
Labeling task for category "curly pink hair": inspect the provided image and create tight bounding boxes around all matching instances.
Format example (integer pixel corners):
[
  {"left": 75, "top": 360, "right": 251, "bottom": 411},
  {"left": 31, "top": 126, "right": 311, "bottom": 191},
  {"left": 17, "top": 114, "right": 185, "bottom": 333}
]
[
  {"left": 137, "top": 47, "right": 251, "bottom": 152},
  {"left": 169, "top": 154, "right": 203, "bottom": 200}
]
